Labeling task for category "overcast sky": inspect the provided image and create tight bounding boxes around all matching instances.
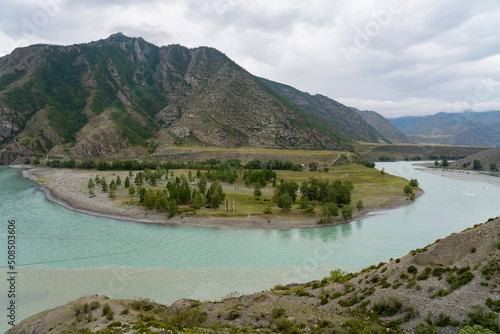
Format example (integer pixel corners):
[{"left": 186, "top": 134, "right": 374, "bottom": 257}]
[{"left": 1, "top": 0, "right": 499, "bottom": 118}]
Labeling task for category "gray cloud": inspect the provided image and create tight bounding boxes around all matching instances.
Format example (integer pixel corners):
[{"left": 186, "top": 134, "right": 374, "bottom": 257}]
[{"left": 0, "top": 0, "right": 499, "bottom": 117}]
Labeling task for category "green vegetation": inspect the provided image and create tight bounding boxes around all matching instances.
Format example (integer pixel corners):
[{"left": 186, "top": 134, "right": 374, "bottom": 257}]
[{"left": 473, "top": 159, "right": 483, "bottom": 170}]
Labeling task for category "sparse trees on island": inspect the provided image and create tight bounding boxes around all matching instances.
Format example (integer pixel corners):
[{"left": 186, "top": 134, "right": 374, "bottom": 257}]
[{"left": 81, "top": 159, "right": 368, "bottom": 221}]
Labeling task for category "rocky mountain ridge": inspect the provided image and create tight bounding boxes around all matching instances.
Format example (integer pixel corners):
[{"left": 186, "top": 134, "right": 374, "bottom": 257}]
[
  {"left": 390, "top": 111, "right": 500, "bottom": 147},
  {"left": 0, "top": 33, "right": 395, "bottom": 164}
]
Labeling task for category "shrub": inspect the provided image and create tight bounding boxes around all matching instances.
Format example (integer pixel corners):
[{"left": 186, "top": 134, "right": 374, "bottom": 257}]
[
  {"left": 102, "top": 304, "right": 114, "bottom": 320},
  {"left": 372, "top": 297, "right": 403, "bottom": 317},
  {"left": 228, "top": 310, "right": 240, "bottom": 320},
  {"left": 407, "top": 265, "right": 418, "bottom": 274},
  {"left": 89, "top": 301, "right": 100, "bottom": 310},
  {"left": 485, "top": 298, "right": 500, "bottom": 312},
  {"left": 271, "top": 307, "right": 286, "bottom": 319},
  {"left": 459, "top": 325, "right": 496, "bottom": 333},
  {"left": 168, "top": 309, "right": 208, "bottom": 327},
  {"left": 415, "top": 322, "right": 438, "bottom": 334},
  {"left": 466, "top": 305, "right": 499, "bottom": 332},
  {"left": 435, "top": 313, "right": 451, "bottom": 327}
]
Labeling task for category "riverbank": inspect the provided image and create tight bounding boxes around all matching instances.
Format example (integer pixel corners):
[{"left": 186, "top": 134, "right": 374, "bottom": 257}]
[
  {"left": 18, "top": 166, "right": 422, "bottom": 230},
  {"left": 416, "top": 166, "right": 500, "bottom": 187}
]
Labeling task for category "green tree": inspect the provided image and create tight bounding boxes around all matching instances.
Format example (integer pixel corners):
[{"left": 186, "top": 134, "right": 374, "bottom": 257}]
[
  {"left": 356, "top": 199, "right": 364, "bottom": 211},
  {"left": 108, "top": 190, "right": 116, "bottom": 199},
  {"left": 490, "top": 163, "right": 498, "bottom": 172},
  {"left": 473, "top": 159, "right": 483, "bottom": 170},
  {"left": 116, "top": 175, "right": 122, "bottom": 186},
  {"left": 88, "top": 178, "right": 94, "bottom": 189},
  {"left": 155, "top": 192, "right": 168, "bottom": 211},
  {"left": 89, "top": 188, "right": 95, "bottom": 197},
  {"left": 207, "top": 182, "right": 225, "bottom": 209},
  {"left": 188, "top": 170, "right": 194, "bottom": 182},
  {"left": 274, "top": 180, "right": 299, "bottom": 202},
  {"left": 298, "top": 196, "right": 310, "bottom": 209},
  {"left": 322, "top": 202, "right": 338, "bottom": 222},
  {"left": 253, "top": 186, "right": 262, "bottom": 200},
  {"left": 167, "top": 200, "right": 178, "bottom": 218},
  {"left": 277, "top": 193, "right": 293, "bottom": 211},
  {"left": 404, "top": 184, "right": 413, "bottom": 195},
  {"left": 409, "top": 179, "right": 419, "bottom": 187},
  {"left": 192, "top": 190, "right": 202, "bottom": 209},
  {"left": 128, "top": 185, "right": 136, "bottom": 196},
  {"left": 134, "top": 172, "right": 143, "bottom": 185},
  {"left": 109, "top": 180, "right": 117, "bottom": 192},
  {"left": 198, "top": 174, "right": 207, "bottom": 194},
  {"left": 101, "top": 181, "right": 108, "bottom": 193},
  {"left": 179, "top": 178, "right": 192, "bottom": 204},
  {"left": 263, "top": 207, "right": 273, "bottom": 215},
  {"left": 143, "top": 189, "right": 156, "bottom": 209},
  {"left": 434, "top": 160, "right": 439, "bottom": 167},
  {"left": 442, "top": 158, "right": 449, "bottom": 167},
  {"left": 342, "top": 205, "right": 353, "bottom": 220},
  {"left": 124, "top": 176, "right": 130, "bottom": 188},
  {"left": 139, "top": 187, "right": 147, "bottom": 203}
]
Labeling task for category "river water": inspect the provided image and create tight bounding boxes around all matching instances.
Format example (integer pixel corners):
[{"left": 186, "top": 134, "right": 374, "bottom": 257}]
[{"left": 0, "top": 162, "right": 499, "bottom": 331}]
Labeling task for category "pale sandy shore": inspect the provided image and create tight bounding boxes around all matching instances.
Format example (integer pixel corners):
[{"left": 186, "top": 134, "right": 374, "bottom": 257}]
[
  {"left": 17, "top": 166, "right": 421, "bottom": 230},
  {"left": 416, "top": 167, "right": 500, "bottom": 187}
]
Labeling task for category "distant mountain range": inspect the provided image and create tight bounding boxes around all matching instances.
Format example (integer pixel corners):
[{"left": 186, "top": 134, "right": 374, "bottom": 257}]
[
  {"left": 351, "top": 108, "right": 412, "bottom": 144},
  {"left": 0, "top": 33, "right": 404, "bottom": 164},
  {"left": 390, "top": 111, "right": 500, "bottom": 147}
]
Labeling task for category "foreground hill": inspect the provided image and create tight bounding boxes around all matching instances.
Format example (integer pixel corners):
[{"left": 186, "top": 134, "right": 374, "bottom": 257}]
[
  {"left": 0, "top": 33, "right": 393, "bottom": 164},
  {"left": 9, "top": 218, "right": 500, "bottom": 333},
  {"left": 449, "top": 147, "right": 500, "bottom": 171},
  {"left": 390, "top": 111, "right": 500, "bottom": 147}
]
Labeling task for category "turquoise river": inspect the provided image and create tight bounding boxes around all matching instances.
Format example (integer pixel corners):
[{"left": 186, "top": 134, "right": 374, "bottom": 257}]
[{"left": 1, "top": 161, "right": 499, "bottom": 332}]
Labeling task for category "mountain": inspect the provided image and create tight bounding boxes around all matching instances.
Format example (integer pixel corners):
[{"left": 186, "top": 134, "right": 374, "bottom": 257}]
[
  {"left": 258, "top": 78, "right": 390, "bottom": 144},
  {"left": 8, "top": 217, "right": 500, "bottom": 333},
  {"left": 0, "top": 33, "right": 392, "bottom": 164},
  {"left": 351, "top": 108, "right": 412, "bottom": 143},
  {"left": 449, "top": 147, "right": 500, "bottom": 171},
  {"left": 389, "top": 111, "right": 500, "bottom": 147}
]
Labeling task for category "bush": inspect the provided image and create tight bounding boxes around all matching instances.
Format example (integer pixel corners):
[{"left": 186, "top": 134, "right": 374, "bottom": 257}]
[
  {"left": 372, "top": 297, "right": 403, "bottom": 316},
  {"left": 168, "top": 309, "right": 208, "bottom": 327},
  {"left": 228, "top": 310, "right": 240, "bottom": 320},
  {"left": 271, "top": 307, "right": 286, "bottom": 319},
  {"left": 459, "top": 325, "right": 496, "bottom": 333},
  {"left": 466, "top": 305, "right": 499, "bottom": 332},
  {"left": 486, "top": 298, "right": 500, "bottom": 312},
  {"left": 415, "top": 322, "right": 438, "bottom": 334},
  {"left": 102, "top": 304, "right": 114, "bottom": 320},
  {"left": 89, "top": 301, "right": 100, "bottom": 310},
  {"left": 342, "top": 205, "right": 353, "bottom": 220},
  {"left": 407, "top": 265, "right": 418, "bottom": 274}
]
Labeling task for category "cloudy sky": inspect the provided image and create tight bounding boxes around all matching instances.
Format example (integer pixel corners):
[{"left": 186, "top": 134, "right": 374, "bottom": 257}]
[{"left": 1, "top": 0, "right": 499, "bottom": 118}]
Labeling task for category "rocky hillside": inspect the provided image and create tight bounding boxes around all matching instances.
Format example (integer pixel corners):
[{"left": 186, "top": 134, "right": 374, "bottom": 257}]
[
  {"left": 352, "top": 108, "right": 412, "bottom": 144},
  {"left": 258, "top": 78, "right": 389, "bottom": 144},
  {"left": 0, "top": 33, "right": 395, "bottom": 164},
  {"left": 449, "top": 147, "right": 500, "bottom": 171},
  {"left": 390, "top": 111, "right": 500, "bottom": 147},
  {"left": 9, "top": 218, "right": 500, "bottom": 333}
]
